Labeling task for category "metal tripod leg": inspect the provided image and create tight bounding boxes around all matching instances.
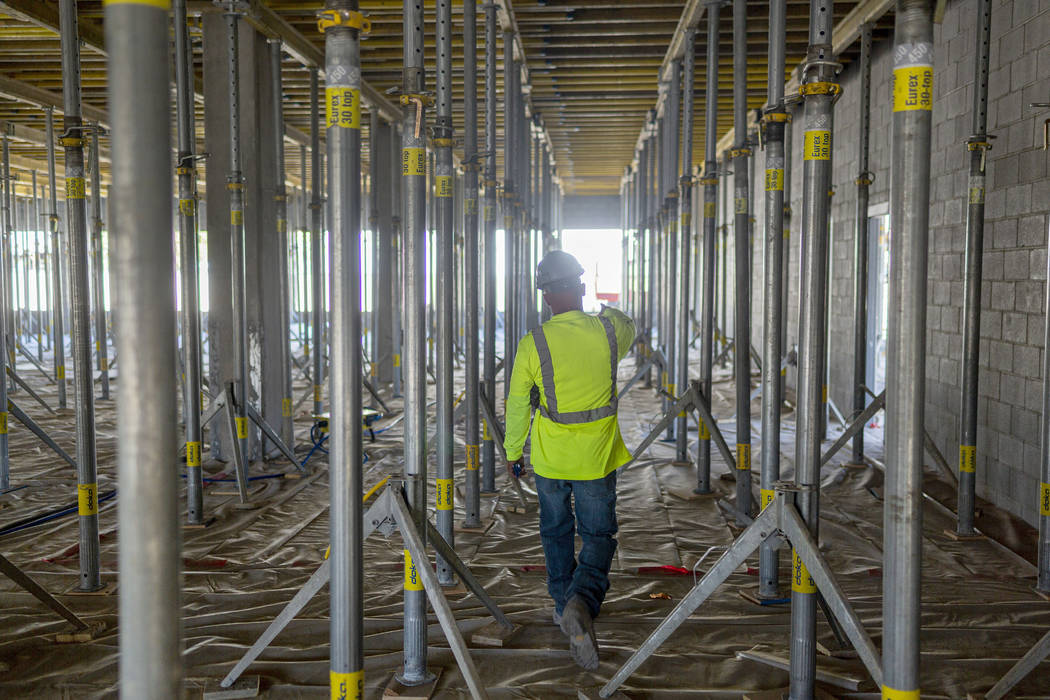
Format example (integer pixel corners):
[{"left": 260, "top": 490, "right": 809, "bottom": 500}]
[
  {"left": 389, "top": 488, "right": 489, "bottom": 700},
  {"left": 600, "top": 506, "right": 777, "bottom": 697},
  {"left": 16, "top": 343, "right": 55, "bottom": 384},
  {"left": 220, "top": 495, "right": 393, "bottom": 688},
  {"left": 780, "top": 502, "right": 883, "bottom": 684},
  {"left": 424, "top": 518, "right": 513, "bottom": 630},
  {"left": 630, "top": 387, "right": 696, "bottom": 461},
  {"left": 0, "top": 552, "right": 89, "bottom": 630},
  {"left": 476, "top": 387, "right": 530, "bottom": 509},
  {"left": 691, "top": 383, "right": 738, "bottom": 471},
  {"left": 7, "top": 367, "right": 54, "bottom": 414},
  {"left": 820, "top": 390, "right": 885, "bottom": 466},
  {"left": 8, "top": 399, "right": 76, "bottom": 468},
  {"left": 618, "top": 348, "right": 664, "bottom": 400},
  {"left": 244, "top": 403, "right": 304, "bottom": 473},
  {"left": 985, "top": 628, "right": 1050, "bottom": 700},
  {"left": 216, "top": 387, "right": 250, "bottom": 503}
]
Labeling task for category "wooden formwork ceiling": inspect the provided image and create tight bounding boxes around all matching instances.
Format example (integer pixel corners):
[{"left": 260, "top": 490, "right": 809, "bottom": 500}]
[{"left": 0, "top": 1, "right": 894, "bottom": 199}]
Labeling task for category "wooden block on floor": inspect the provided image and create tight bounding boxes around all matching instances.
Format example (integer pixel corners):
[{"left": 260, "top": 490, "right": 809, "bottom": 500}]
[
  {"left": 65, "top": 580, "right": 117, "bottom": 596},
  {"left": 440, "top": 581, "right": 469, "bottom": 596},
  {"left": 383, "top": 669, "right": 442, "bottom": 699},
  {"left": 203, "top": 676, "right": 260, "bottom": 699},
  {"left": 578, "top": 687, "right": 630, "bottom": 700},
  {"left": 212, "top": 483, "right": 266, "bottom": 498},
  {"left": 471, "top": 621, "right": 521, "bottom": 647},
  {"left": 55, "top": 621, "right": 106, "bottom": 644},
  {"left": 183, "top": 516, "right": 218, "bottom": 530},
  {"left": 508, "top": 503, "right": 537, "bottom": 515},
  {"left": 942, "top": 528, "right": 985, "bottom": 541},
  {"left": 816, "top": 641, "right": 859, "bottom": 659},
  {"left": 739, "top": 589, "right": 790, "bottom": 607},
  {"left": 455, "top": 516, "right": 493, "bottom": 534}
]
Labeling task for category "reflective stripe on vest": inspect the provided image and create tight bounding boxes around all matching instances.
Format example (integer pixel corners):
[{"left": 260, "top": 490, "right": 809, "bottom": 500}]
[{"left": 532, "top": 314, "right": 618, "bottom": 425}]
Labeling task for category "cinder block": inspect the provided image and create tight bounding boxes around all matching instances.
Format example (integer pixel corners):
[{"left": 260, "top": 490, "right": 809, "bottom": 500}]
[
  {"left": 1003, "top": 311, "right": 1029, "bottom": 343},
  {"left": 1011, "top": 408, "right": 1040, "bottom": 446},
  {"left": 1018, "top": 214, "right": 1046, "bottom": 247},
  {"left": 1000, "top": 26, "right": 1026, "bottom": 65},
  {"left": 981, "top": 309, "right": 1003, "bottom": 339},
  {"left": 1013, "top": 344, "right": 1040, "bottom": 376},
  {"left": 989, "top": 339, "right": 1014, "bottom": 372},
  {"left": 1014, "top": 280, "right": 1043, "bottom": 313},
  {"left": 1023, "top": 440, "right": 1043, "bottom": 479},
  {"left": 1011, "top": 52, "right": 1037, "bottom": 92},
  {"left": 1000, "top": 372, "right": 1025, "bottom": 406},
  {"left": 1025, "top": 377, "right": 1043, "bottom": 412},
  {"left": 1005, "top": 183, "right": 1033, "bottom": 218},
  {"left": 990, "top": 281, "right": 1016, "bottom": 311}
]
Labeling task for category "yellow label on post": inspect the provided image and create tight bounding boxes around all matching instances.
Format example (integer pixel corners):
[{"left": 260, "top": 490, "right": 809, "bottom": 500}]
[
  {"left": 0, "top": 411, "right": 7, "bottom": 435},
  {"left": 436, "top": 478, "right": 453, "bottom": 511},
  {"left": 179, "top": 198, "right": 196, "bottom": 217},
  {"left": 326, "top": 86, "right": 361, "bottom": 129},
  {"left": 231, "top": 209, "right": 243, "bottom": 226},
  {"left": 803, "top": 130, "right": 831, "bottom": 161},
  {"left": 969, "top": 186, "right": 985, "bottom": 205},
  {"left": 882, "top": 686, "right": 921, "bottom": 700},
  {"left": 761, "top": 489, "right": 775, "bottom": 511},
  {"left": 791, "top": 549, "right": 816, "bottom": 593},
  {"left": 736, "top": 443, "right": 751, "bottom": 471},
  {"left": 236, "top": 416, "right": 248, "bottom": 439},
  {"left": 680, "top": 212, "right": 691, "bottom": 227},
  {"left": 703, "top": 201, "right": 716, "bottom": 218},
  {"left": 66, "top": 177, "right": 86, "bottom": 200},
  {"left": 466, "top": 444, "right": 479, "bottom": 470},
  {"left": 482, "top": 419, "right": 490, "bottom": 440},
  {"left": 959, "top": 445, "right": 976, "bottom": 473},
  {"left": 734, "top": 198, "right": 747, "bottom": 215},
  {"left": 314, "top": 384, "right": 323, "bottom": 402},
  {"left": 78, "top": 482, "right": 99, "bottom": 516},
  {"left": 100, "top": 358, "right": 108, "bottom": 371},
  {"left": 435, "top": 175, "right": 453, "bottom": 198},
  {"left": 465, "top": 198, "right": 477, "bottom": 215},
  {"left": 484, "top": 204, "right": 495, "bottom": 221},
  {"left": 821, "top": 384, "right": 828, "bottom": 403},
  {"left": 404, "top": 549, "right": 424, "bottom": 591},
  {"left": 369, "top": 362, "right": 377, "bottom": 377},
  {"left": 1040, "top": 482, "right": 1050, "bottom": 516},
  {"left": 697, "top": 417, "right": 710, "bottom": 440},
  {"left": 393, "top": 354, "right": 401, "bottom": 368},
  {"left": 765, "top": 168, "right": 784, "bottom": 191},
  {"left": 893, "top": 65, "right": 933, "bottom": 112},
  {"left": 330, "top": 670, "right": 364, "bottom": 700},
  {"left": 282, "top": 398, "right": 292, "bottom": 417},
  {"left": 402, "top": 147, "right": 425, "bottom": 176},
  {"left": 186, "top": 441, "right": 201, "bottom": 467},
  {"left": 277, "top": 218, "right": 287, "bottom": 234}
]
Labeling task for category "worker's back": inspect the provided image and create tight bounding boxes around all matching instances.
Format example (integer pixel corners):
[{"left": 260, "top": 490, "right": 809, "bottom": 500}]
[{"left": 504, "top": 306, "right": 636, "bottom": 480}]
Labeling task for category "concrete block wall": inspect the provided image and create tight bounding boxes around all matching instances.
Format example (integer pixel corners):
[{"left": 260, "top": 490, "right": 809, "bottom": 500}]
[{"left": 748, "top": 0, "right": 1050, "bottom": 526}]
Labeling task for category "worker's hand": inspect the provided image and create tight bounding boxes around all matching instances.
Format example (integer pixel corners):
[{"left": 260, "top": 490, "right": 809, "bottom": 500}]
[{"left": 506, "top": 458, "right": 526, "bottom": 480}]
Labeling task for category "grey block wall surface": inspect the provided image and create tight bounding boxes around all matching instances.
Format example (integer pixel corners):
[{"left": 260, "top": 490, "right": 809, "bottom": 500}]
[{"left": 747, "top": 0, "right": 1050, "bottom": 526}]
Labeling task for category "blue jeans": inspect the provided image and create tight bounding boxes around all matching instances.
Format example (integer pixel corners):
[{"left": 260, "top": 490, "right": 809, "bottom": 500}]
[{"left": 535, "top": 470, "right": 618, "bottom": 619}]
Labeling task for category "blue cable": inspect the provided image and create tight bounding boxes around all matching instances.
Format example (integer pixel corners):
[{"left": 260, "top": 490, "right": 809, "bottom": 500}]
[{"left": 0, "top": 489, "right": 117, "bottom": 537}]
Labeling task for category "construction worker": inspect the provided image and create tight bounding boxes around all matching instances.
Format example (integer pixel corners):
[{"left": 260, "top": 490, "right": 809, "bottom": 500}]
[{"left": 504, "top": 250, "right": 636, "bottom": 671}]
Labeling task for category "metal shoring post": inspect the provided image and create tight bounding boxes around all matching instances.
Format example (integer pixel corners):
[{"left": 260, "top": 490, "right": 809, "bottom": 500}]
[
  {"left": 502, "top": 31, "right": 516, "bottom": 401},
  {"left": 390, "top": 126, "right": 403, "bottom": 400},
  {"left": 882, "top": 2, "right": 933, "bottom": 697},
  {"left": 663, "top": 63, "right": 681, "bottom": 445},
  {"left": 480, "top": 1, "right": 497, "bottom": 494},
  {"left": 759, "top": 0, "right": 787, "bottom": 600},
  {"left": 849, "top": 23, "right": 874, "bottom": 468},
  {"left": 0, "top": 149, "right": 8, "bottom": 491},
  {"left": 675, "top": 29, "right": 695, "bottom": 465},
  {"left": 732, "top": 0, "right": 752, "bottom": 524},
  {"left": 695, "top": 1, "right": 720, "bottom": 496},
  {"left": 789, "top": 0, "right": 837, "bottom": 693},
  {"left": 782, "top": 112, "right": 793, "bottom": 402},
  {"left": 105, "top": 0, "right": 181, "bottom": 692},
  {"left": 311, "top": 69, "right": 325, "bottom": 417},
  {"left": 1, "top": 140, "right": 12, "bottom": 382},
  {"left": 59, "top": 0, "right": 103, "bottom": 593},
  {"left": 89, "top": 124, "right": 109, "bottom": 400},
  {"left": 225, "top": 6, "right": 254, "bottom": 485},
  {"left": 462, "top": 0, "right": 482, "bottom": 528},
  {"left": 957, "top": 0, "right": 992, "bottom": 536},
  {"left": 634, "top": 138, "right": 647, "bottom": 373},
  {"left": 271, "top": 39, "right": 295, "bottom": 449},
  {"left": 33, "top": 173, "right": 42, "bottom": 362},
  {"left": 321, "top": 1, "right": 366, "bottom": 693},
  {"left": 46, "top": 108, "right": 67, "bottom": 409},
  {"left": 175, "top": 0, "right": 205, "bottom": 525},
  {"left": 434, "top": 0, "right": 457, "bottom": 586},
  {"left": 541, "top": 144, "right": 552, "bottom": 322},
  {"left": 1040, "top": 188, "right": 1050, "bottom": 594},
  {"left": 398, "top": 0, "right": 433, "bottom": 684},
  {"left": 299, "top": 146, "right": 309, "bottom": 353},
  {"left": 646, "top": 121, "right": 657, "bottom": 388}
]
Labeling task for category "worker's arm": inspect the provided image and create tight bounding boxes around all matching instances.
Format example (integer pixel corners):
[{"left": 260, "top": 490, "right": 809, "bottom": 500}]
[
  {"left": 503, "top": 333, "right": 538, "bottom": 463},
  {"left": 600, "top": 305, "right": 637, "bottom": 362}
]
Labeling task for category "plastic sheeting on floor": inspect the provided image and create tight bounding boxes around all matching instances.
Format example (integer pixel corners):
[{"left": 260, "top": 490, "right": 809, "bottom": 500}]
[{"left": 0, "top": 352, "right": 1048, "bottom": 698}]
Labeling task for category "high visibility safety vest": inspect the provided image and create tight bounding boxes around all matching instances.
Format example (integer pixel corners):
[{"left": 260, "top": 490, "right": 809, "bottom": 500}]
[
  {"left": 531, "top": 314, "right": 618, "bottom": 424},
  {"left": 504, "top": 307, "right": 636, "bottom": 481}
]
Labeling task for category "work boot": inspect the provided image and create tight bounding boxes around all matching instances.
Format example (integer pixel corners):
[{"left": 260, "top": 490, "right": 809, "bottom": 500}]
[{"left": 559, "top": 596, "right": 599, "bottom": 671}]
